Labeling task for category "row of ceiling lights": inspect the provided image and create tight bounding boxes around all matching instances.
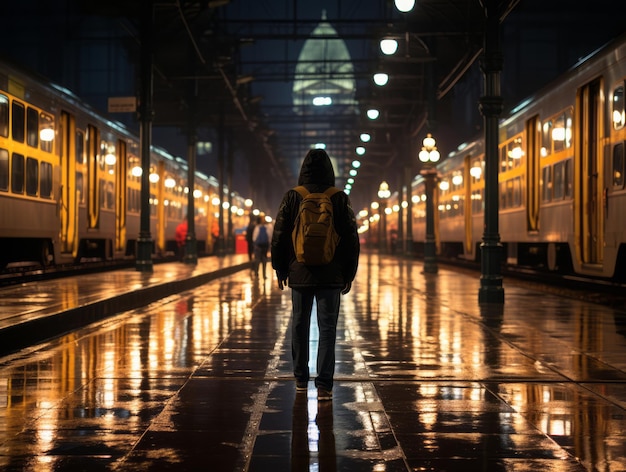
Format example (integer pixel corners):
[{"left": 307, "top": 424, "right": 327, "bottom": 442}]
[
  {"left": 303, "top": 0, "right": 419, "bottom": 198},
  {"left": 338, "top": 0, "right": 420, "bottom": 198}
]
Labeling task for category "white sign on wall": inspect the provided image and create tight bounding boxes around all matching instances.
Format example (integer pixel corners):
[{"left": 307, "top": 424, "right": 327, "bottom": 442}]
[{"left": 108, "top": 96, "right": 137, "bottom": 113}]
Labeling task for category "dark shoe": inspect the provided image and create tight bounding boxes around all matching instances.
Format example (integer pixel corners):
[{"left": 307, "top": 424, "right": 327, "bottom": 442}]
[
  {"left": 317, "top": 388, "right": 332, "bottom": 401},
  {"left": 296, "top": 381, "right": 308, "bottom": 392}
]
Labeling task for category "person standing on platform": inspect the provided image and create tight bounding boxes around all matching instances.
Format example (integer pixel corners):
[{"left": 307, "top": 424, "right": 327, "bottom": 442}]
[
  {"left": 252, "top": 215, "right": 272, "bottom": 279},
  {"left": 246, "top": 216, "right": 257, "bottom": 263},
  {"left": 175, "top": 217, "right": 188, "bottom": 261},
  {"left": 271, "top": 148, "right": 360, "bottom": 401}
]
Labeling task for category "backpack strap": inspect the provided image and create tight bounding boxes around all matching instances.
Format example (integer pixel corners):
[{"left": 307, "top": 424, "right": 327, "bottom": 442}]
[
  {"left": 293, "top": 186, "right": 309, "bottom": 198},
  {"left": 323, "top": 187, "right": 341, "bottom": 197},
  {"left": 293, "top": 186, "right": 340, "bottom": 198}
]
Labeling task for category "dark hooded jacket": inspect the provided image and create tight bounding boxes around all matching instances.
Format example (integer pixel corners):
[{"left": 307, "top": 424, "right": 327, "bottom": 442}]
[{"left": 271, "top": 149, "right": 360, "bottom": 288}]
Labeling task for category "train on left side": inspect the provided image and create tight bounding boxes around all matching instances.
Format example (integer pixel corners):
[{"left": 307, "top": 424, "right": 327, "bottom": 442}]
[{"left": 0, "top": 58, "right": 249, "bottom": 269}]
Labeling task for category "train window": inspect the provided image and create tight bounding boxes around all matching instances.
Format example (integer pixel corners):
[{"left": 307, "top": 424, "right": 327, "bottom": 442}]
[
  {"left": 0, "top": 149, "right": 8, "bottom": 191},
  {"left": 451, "top": 196, "right": 463, "bottom": 216},
  {"left": 26, "top": 107, "right": 38, "bottom": 148},
  {"left": 542, "top": 110, "right": 573, "bottom": 156},
  {"left": 612, "top": 84, "right": 625, "bottom": 130},
  {"left": 76, "top": 130, "right": 85, "bottom": 164},
  {"left": 451, "top": 172, "right": 463, "bottom": 190},
  {"left": 501, "top": 136, "right": 523, "bottom": 172},
  {"left": 99, "top": 142, "right": 107, "bottom": 170},
  {"left": 565, "top": 109, "right": 573, "bottom": 149},
  {"left": 127, "top": 188, "right": 133, "bottom": 212},
  {"left": 541, "top": 120, "right": 550, "bottom": 156},
  {"left": 500, "top": 178, "right": 520, "bottom": 209},
  {"left": 26, "top": 157, "right": 38, "bottom": 196},
  {"left": 127, "top": 187, "right": 140, "bottom": 213},
  {"left": 553, "top": 161, "right": 565, "bottom": 199},
  {"left": 76, "top": 171, "right": 85, "bottom": 204},
  {"left": 11, "top": 153, "right": 24, "bottom": 194},
  {"left": 39, "top": 113, "right": 54, "bottom": 152},
  {"left": 510, "top": 138, "right": 523, "bottom": 168},
  {"left": 40, "top": 162, "right": 52, "bottom": 198},
  {"left": 471, "top": 190, "right": 483, "bottom": 213},
  {"left": 499, "top": 146, "right": 507, "bottom": 172},
  {"left": 553, "top": 114, "right": 566, "bottom": 153},
  {"left": 470, "top": 160, "right": 483, "bottom": 182},
  {"left": 150, "top": 193, "right": 157, "bottom": 216},
  {"left": 12, "top": 101, "right": 25, "bottom": 143},
  {"left": 0, "top": 95, "right": 8, "bottom": 138},
  {"left": 128, "top": 155, "right": 141, "bottom": 183},
  {"left": 99, "top": 179, "right": 115, "bottom": 210},
  {"left": 564, "top": 159, "right": 573, "bottom": 198},
  {"left": 105, "top": 181, "right": 114, "bottom": 209},
  {"left": 542, "top": 166, "right": 552, "bottom": 202},
  {"left": 99, "top": 178, "right": 105, "bottom": 208},
  {"left": 513, "top": 177, "right": 522, "bottom": 207},
  {"left": 613, "top": 142, "right": 625, "bottom": 188},
  {"left": 102, "top": 141, "right": 116, "bottom": 169}
]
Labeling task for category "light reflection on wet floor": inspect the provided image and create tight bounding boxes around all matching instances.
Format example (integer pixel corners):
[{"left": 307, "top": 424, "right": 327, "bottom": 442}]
[{"left": 0, "top": 252, "right": 625, "bottom": 471}]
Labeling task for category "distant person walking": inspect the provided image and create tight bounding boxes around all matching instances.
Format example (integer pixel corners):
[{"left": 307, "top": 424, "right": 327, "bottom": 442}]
[
  {"left": 252, "top": 215, "right": 272, "bottom": 279},
  {"left": 271, "top": 149, "right": 360, "bottom": 401}
]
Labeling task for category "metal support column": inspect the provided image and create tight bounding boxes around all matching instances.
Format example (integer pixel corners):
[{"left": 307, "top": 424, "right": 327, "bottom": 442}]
[
  {"left": 404, "top": 160, "right": 413, "bottom": 257},
  {"left": 135, "top": 0, "right": 154, "bottom": 273},
  {"left": 184, "top": 90, "right": 198, "bottom": 265},
  {"left": 478, "top": 1, "right": 505, "bottom": 303},
  {"left": 216, "top": 105, "right": 226, "bottom": 257},
  {"left": 226, "top": 131, "right": 234, "bottom": 253},
  {"left": 377, "top": 201, "right": 384, "bottom": 253},
  {"left": 396, "top": 173, "right": 404, "bottom": 255},
  {"left": 422, "top": 167, "right": 438, "bottom": 273}
]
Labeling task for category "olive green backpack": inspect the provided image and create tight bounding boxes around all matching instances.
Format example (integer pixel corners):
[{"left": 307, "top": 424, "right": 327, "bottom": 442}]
[{"left": 291, "top": 186, "right": 341, "bottom": 265}]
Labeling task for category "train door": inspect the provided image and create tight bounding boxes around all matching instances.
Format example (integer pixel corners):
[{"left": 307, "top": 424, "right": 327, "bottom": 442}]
[
  {"left": 156, "top": 159, "right": 166, "bottom": 253},
  {"left": 87, "top": 124, "right": 100, "bottom": 229},
  {"left": 575, "top": 78, "right": 605, "bottom": 265},
  {"left": 115, "top": 139, "right": 127, "bottom": 252},
  {"left": 59, "top": 111, "right": 78, "bottom": 256},
  {"left": 463, "top": 155, "right": 472, "bottom": 254},
  {"left": 525, "top": 115, "right": 540, "bottom": 231}
]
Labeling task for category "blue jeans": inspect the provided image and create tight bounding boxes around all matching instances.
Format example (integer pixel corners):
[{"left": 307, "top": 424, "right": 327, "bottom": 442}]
[{"left": 291, "top": 287, "right": 341, "bottom": 391}]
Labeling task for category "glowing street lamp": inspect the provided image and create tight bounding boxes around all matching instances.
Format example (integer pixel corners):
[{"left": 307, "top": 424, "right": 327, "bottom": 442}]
[
  {"left": 419, "top": 134, "right": 439, "bottom": 273},
  {"left": 378, "top": 181, "right": 391, "bottom": 253}
]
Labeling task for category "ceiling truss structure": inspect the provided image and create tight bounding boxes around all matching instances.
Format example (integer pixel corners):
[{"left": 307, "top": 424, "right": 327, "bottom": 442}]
[{"left": 83, "top": 0, "right": 519, "bottom": 210}]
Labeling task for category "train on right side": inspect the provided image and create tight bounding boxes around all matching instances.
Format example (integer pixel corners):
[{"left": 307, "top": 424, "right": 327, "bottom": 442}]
[{"left": 410, "top": 32, "right": 626, "bottom": 281}]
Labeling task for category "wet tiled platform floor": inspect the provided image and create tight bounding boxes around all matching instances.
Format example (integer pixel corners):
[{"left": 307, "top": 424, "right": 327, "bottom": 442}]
[{"left": 0, "top": 252, "right": 625, "bottom": 471}]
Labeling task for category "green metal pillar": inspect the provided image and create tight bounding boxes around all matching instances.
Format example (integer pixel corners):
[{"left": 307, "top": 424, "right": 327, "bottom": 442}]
[
  {"left": 422, "top": 166, "right": 438, "bottom": 274},
  {"left": 478, "top": 1, "right": 504, "bottom": 303},
  {"left": 379, "top": 199, "right": 387, "bottom": 253},
  {"left": 184, "top": 114, "right": 198, "bottom": 265},
  {"left": 135, "top": 0, "right": 154, "bottom": 273},
  {"left": 226, "top": 131, "right": 234, "bottom": 253},
  {"left": 396, "top": 173, "right": 404, "bottom": 255},
  {"left": 216, "top": 104, "right": 226, "bottom": 257},
  {"left": 404, "top": 164, "right": 414, "bottom": 257}
]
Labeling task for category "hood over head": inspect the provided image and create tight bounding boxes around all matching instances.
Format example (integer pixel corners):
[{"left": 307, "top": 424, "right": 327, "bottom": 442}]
[{"left": 297, "top": 149, "right": 335, "bottom": 186}]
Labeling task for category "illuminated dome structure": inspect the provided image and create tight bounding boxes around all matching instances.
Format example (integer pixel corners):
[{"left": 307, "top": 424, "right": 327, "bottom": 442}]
[{"left": 293, "top": 10, "right": 357, "bottom": 113}]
